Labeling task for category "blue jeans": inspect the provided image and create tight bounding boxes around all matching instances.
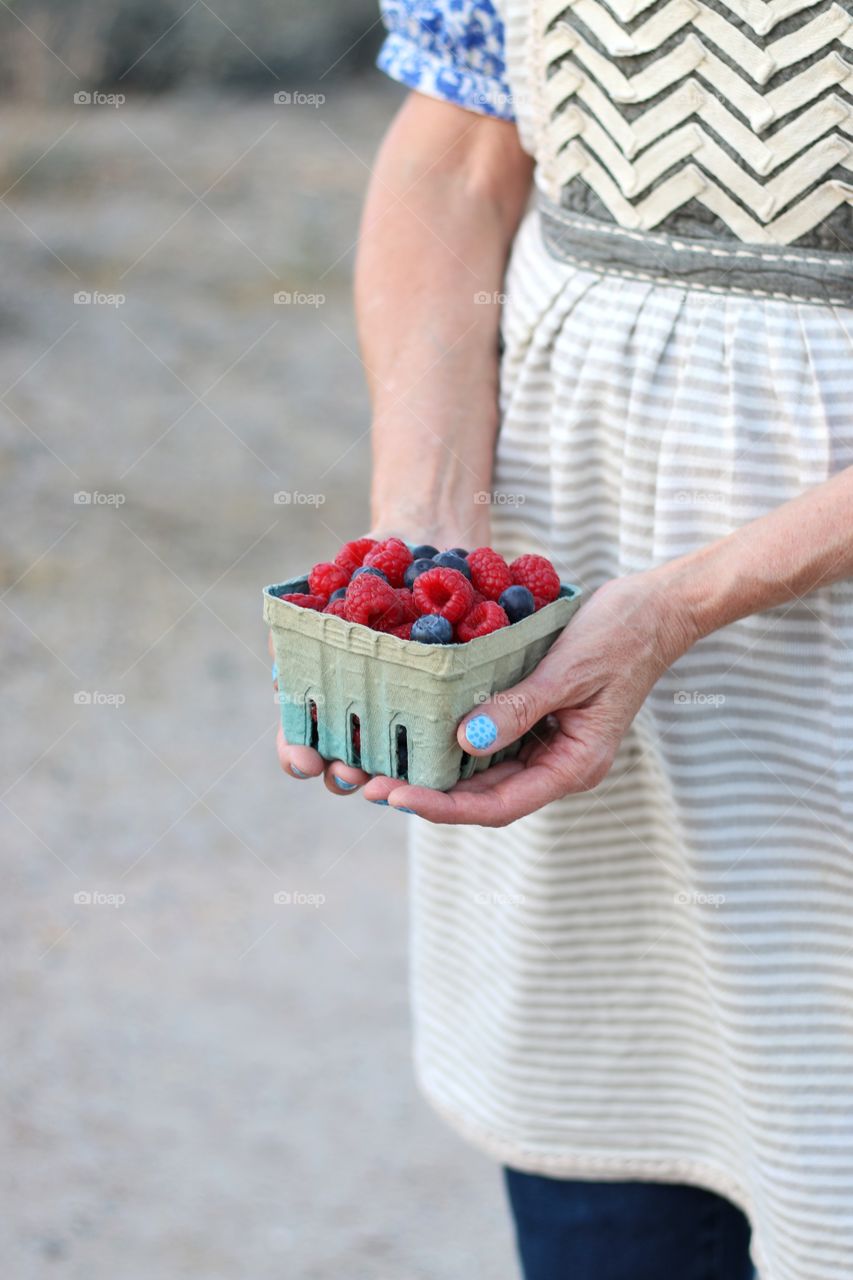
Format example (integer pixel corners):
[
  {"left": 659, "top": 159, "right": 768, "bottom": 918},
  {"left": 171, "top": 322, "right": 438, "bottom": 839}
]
[{"left": 504, "top": 1169, "right": 755, "bottom": 1280}]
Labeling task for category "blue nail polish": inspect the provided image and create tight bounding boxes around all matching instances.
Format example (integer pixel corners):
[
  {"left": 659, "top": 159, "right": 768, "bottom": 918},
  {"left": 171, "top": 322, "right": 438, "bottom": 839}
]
[
  {"left": 465, "top": 714, "right": 498, "bottom": 750},
  {"left": 290, "top": 765, "right": 308, "bottom": 778},
  {"left": 334, "top": 776, "right": 357, "bottom": 790},
  {"left": 271, "top": 662, "right": 278, "bottom": 682},
  {"left": 369, "top": 798, "right": 389, "bottom": 806},
  {"left": 394, "top": 806, "right": 417, "bottom": 815}
]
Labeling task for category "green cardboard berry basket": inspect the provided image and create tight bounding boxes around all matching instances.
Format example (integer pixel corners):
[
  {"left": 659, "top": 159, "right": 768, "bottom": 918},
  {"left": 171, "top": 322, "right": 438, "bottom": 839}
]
[{"left": 263, "top": 576, "right": 584, "bottom": 792}]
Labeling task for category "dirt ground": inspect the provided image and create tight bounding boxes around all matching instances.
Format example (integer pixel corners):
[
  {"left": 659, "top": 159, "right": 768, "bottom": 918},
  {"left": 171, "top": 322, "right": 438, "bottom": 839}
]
[{"left": 1, "top": 86, "right": 517, "bottom": 1279}]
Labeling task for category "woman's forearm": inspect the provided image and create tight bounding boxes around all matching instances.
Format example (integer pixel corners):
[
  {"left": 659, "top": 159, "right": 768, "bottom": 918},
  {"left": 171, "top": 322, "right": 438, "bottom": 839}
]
[
  {"left": 355, "top": 94, "right": 532, "bottom": 544},
  {"left": 654, "top": 466, "right": 853, "bottom": 642}
]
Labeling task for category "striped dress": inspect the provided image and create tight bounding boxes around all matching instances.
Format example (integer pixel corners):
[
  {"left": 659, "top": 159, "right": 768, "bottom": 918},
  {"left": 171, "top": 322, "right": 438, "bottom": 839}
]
[{"left": 378, "top": 4, "right": 853, "bottom": 1278}]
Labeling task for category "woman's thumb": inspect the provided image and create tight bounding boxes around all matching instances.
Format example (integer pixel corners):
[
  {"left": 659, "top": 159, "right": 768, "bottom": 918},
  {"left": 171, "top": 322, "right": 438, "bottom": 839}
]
[{"left": 457, "top": 665, "right": 559, "bottom": 756}]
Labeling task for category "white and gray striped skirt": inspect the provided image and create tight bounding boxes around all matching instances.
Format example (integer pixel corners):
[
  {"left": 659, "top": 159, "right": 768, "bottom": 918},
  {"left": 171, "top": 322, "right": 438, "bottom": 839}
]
[{"left": 408, "top": 206, "right": 853, "bottom": 1280}]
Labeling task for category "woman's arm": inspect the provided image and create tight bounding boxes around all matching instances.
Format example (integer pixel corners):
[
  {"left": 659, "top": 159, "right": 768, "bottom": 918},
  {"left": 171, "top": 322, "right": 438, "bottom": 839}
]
[
  {"left": 276, "top": 91, "right": 533, "bottom": 793},
  {"left": 365, "top": 469, "right": 853, "bottom": 824},
  {"left": 356, "top": 91, "right": 533, "bottom": 547}
]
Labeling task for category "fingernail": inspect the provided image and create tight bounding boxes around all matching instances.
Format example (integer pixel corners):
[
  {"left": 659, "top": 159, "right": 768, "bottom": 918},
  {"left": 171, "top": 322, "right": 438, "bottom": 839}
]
[
  {"left": 465, "top": 714, "right": 498, "bottom": 750},
  {"left": 369, "top": 798, "right": 389, "bottom": 806},
  {"left": 393, "top": 806, "right": 417, "bottom": 815},
  {"left": 334, "top": 776, "right": 357, "bottom": 791},
  {"left": 290, "top": 765, "right": 308, "bottom": 778},
  {"left": 271, "top": 662, "right": 278, "bottom": 682}
]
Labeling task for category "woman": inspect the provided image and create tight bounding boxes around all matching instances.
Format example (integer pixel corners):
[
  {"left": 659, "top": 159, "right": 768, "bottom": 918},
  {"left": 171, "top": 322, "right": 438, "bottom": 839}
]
[{"left": 277, "top": 2, "right": 853, "bottom": 1276}]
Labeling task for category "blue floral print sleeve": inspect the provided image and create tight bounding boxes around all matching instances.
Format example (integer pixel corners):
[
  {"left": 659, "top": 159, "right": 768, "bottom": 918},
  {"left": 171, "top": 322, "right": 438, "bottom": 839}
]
[{"left": 377, "top": 0, "right": 514, "bottom": 121}]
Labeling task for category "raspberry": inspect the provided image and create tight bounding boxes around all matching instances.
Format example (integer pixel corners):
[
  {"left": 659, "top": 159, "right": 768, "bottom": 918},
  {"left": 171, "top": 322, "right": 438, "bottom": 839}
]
[
  {"left": 363, "top": 537, "right": 412, "bottom": 588},
  {"left": 395, "top": 588, "right": 419, "bottom": 622},
  {"left": 532, "top": 595, "right": 550, "bottom": 611},
  {"left": 308, "top": 561, "right": 349, "bottom": 599},
  {"left": 411, "top": 614, "right": 454, "bottom": 645},
  {"left": 323, "top": 597, "right": 348, "bottom": 618},
  {"left": 413, "top": 567, "right": 474, "bottom": 624},
  {"left": 456, "top": 600, "right": 509, "bottom": 642},
  {"left": 335, "top": 537, "right": 378, "bottom": 576},
  {"left": 389, "top": 622, "right": 413, "bottom": 640},
  {"left": 279, "top": 593, "right": 326, "bottom": 610},
  {"left": 344, "top": 574, "right": 404, "bottom": 631},
  {"left": 470, "top": 589, "right": 487, "bottom": 607},
  {"left": 468, "top": 547, "right": 512, "bottom": 601},
  {"left": 510, "top": 554, "right": 560, "bottom": 603}
]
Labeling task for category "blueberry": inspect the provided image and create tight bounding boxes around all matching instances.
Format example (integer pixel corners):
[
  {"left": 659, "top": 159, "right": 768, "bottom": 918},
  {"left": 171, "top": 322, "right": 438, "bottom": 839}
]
[
  {"left": 329, "top": 587, "right": 347, "bottom": 601},
  {"left": 410, "top": 614, "right": 454, "bottom": 645},
  {"left": 433, "top": 551, "right": 472, "bottom": 580},
  {"left": 446, "top": 547, "right": 469, "bottom": 559},
  {"left": 410, "top": 543, "right": 439, "bottom": 560},
  {"left": 499, "top": 585, "right": 536, "bottom": 623},
  {"left": 351, "top": 566, "right": 388, "bottom": 582},
  {"left": 403, "top": 557, "right": 436, "bottom": 589}
]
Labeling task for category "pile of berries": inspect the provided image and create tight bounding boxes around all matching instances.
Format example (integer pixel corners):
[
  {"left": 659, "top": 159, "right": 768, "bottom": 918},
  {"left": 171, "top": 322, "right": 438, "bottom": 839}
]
[{"left": 277, "top": 538, "right": 562, "bottom": 645}]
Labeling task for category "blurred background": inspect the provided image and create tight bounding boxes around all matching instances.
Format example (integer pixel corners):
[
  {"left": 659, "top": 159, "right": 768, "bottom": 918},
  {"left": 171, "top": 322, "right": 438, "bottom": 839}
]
[{"left": 1, "top": 3, "right": 516, "bottom": 1276}]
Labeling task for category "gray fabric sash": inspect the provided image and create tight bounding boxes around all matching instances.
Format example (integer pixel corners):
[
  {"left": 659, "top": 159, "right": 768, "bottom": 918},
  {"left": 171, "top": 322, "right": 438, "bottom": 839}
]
[{"left": 538, "top": 196, "right": 853, "bottom": 308}]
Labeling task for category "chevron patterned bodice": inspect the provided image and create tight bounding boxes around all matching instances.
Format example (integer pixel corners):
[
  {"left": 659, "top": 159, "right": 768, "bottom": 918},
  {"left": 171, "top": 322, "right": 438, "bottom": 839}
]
[{"left": 532, "top": 0, "right": 853, "bottom": 246}]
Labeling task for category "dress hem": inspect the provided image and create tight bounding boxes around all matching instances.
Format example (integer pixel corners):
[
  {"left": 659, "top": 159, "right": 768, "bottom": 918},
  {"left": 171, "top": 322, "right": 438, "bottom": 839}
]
[{"left": 415, "top": 1064, "right": 769, "bottom": 1278}]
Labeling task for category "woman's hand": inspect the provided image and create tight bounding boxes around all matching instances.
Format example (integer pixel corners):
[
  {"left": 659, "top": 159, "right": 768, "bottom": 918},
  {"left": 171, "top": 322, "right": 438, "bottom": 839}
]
[{"left": 362, "top": 570, "right": 698, "bottom": 825}]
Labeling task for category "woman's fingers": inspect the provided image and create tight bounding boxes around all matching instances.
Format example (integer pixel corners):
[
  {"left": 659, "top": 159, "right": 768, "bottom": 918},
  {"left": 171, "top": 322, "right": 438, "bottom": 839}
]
[
  {"left": 322, "top": 760, "right": 372, "bottom": 795},
  {"left": 276, "top": 725, "right": 325, "bottom": 780}
]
